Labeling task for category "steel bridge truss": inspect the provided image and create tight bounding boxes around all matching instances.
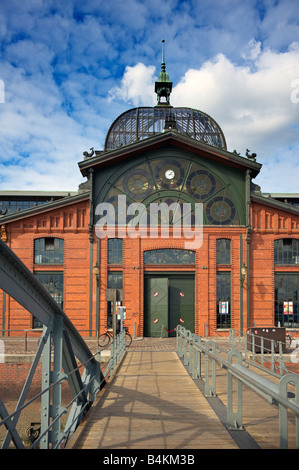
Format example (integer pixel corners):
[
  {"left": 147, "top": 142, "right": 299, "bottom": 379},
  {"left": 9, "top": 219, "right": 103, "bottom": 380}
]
[{"left": 0, "top": 239, "right": 113, "bottom": 449}]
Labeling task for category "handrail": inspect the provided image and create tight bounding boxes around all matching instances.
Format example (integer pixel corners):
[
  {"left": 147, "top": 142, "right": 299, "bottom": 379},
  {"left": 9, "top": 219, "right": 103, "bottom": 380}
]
[
  {"left": 0, "top": 239, "right": 128, "bottom": 449},
  {"left": 176, "top": 325, "right": 299, "bottom": 449},
  {"left": 229, "top": 329, "right": 293, "bottom": 377},
  {"left": 0, "top": 328, "right": 100, "bottom": 353},
  {"left": 0, "top": 330, "right": 126, "bottom": 449}
]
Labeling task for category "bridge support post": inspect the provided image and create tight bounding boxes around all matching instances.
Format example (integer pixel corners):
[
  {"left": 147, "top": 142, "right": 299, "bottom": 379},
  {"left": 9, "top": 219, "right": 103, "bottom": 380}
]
[
  {"left": 227, "top": 350, "right": 243, "bottom": 430},
  {"left": 40, "top": 316, "right": 67, "bottom": 449},
  {"left": 204, "top": 340, "right": 216, "bottom": 397},
  {"left": 40, "top": 323, "right": 52, "bottom": 449}
]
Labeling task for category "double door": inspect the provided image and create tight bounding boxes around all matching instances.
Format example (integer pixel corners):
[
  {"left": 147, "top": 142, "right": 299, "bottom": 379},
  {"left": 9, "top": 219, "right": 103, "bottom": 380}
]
[{"left": 144, "top": 274, "right": 195, "bottom": 337}]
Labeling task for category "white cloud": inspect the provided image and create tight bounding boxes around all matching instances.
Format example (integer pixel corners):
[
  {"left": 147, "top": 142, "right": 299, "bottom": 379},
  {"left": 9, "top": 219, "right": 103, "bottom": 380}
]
[
  {"left": 171, "top": 43, "right": 299, "bottom": 192},
  {"left": 108, "top": 63, "right": 156, "bottom": 107},
  {"left": 107, "top": 41, "right": 299, "bottom": 192},
  {"left": 241, "top": 38, "right": 262, "bottom": 62}
]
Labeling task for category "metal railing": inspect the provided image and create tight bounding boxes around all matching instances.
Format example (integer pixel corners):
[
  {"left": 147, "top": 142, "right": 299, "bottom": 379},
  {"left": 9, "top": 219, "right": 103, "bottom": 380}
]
[
  {"left": 0, "top": 329, "right": 126, "bottom": 449},
  {"left": 176, "top": 325, "right": 299, "bottom": 449},
  {"left": 229, "top": 329, "right": 291, "bottom": 377},
  {"left": 202, "top": 323, "right": 298, "bottom": 377},
  {"left": 0, "top": 238, "right": 128, "bottom": 449}
]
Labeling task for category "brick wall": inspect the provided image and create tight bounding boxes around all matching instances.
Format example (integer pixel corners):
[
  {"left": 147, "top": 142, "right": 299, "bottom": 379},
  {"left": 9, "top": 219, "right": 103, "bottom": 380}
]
[
  {"left": 0, "top": 199, "right": 92, "bottom": 335},
  {"left": 250, "top": 201, "right": 299, "bottom": 327}
]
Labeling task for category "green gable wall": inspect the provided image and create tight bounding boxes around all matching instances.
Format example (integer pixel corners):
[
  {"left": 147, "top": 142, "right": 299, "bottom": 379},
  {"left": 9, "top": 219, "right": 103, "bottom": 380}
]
[{"left": 93, "top": 145, "right": 246, "bottom": 227}]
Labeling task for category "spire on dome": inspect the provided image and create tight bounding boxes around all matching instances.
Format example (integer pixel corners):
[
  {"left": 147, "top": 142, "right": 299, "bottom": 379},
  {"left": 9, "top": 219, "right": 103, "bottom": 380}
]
[{"left": 155, "top": 38, "right": 172, "bottom": 106}]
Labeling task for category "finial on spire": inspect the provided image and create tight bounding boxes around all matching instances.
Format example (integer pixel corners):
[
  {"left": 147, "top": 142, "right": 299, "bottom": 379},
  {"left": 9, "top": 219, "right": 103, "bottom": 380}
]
[
  {"left": 155, "top": 38, "right": 173, "bottom": 106},
  {"left": 161, "top": 38, "right": 165, "bottom": 70}
]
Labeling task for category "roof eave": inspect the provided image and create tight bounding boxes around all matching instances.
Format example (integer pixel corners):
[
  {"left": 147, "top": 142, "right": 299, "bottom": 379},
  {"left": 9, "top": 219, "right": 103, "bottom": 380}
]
[
  {"left": 0, "top": 191, "right": 90, "bottom": 224},
  {"left": 251, "top": 193, "right": 299, "bottom": 216},
  {"left": 78, "top": 131, "right": 262, "bottom": 178}
]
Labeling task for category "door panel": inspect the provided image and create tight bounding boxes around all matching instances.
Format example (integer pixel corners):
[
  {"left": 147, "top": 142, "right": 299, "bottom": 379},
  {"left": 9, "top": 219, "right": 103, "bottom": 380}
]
[
  {"left": 144, "top": 275, "right": 195, "bottom": 337},
  {"left": 169, "top": 277, "right": 195, "bottom": 335},
  {"left": 144, "top": 277, "right": 168, "bottom": 337}
]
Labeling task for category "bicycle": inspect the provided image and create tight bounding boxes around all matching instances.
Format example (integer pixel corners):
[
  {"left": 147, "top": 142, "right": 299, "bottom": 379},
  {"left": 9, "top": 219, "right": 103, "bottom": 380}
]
[
  {"left": 98, "top": 327, "right": 132, "bottom": 349},
  {"left": 26, "top": 422, "right": 41, "bottom": 443},
  {"left": 285, "top": 333, "right": 299, "bottom": 352}
]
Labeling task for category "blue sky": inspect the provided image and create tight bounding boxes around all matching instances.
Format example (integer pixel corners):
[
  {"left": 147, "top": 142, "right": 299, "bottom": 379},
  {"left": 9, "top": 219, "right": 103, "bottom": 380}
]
[{"left": 0, "top": 0, "right": 298, "bottom": 193}]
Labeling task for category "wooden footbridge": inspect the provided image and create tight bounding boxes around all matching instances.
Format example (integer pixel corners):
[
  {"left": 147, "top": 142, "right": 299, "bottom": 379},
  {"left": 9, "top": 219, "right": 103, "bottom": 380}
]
[
  {"left": 68, "top": 350, "right": 238, "bottom": 449},
  {"left": 67, "top": 337, "right": 298, "bottom": 450}
]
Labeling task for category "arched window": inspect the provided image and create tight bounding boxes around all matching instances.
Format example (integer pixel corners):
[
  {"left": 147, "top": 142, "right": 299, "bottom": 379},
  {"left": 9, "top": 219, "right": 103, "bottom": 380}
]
[
  {"left": 274, "top": 239, "right": 299, "bottom": 265},
  {"left": 216, "top": 239, "right": 231, "bottom": 265},
  {"left": 108, "top": 238, "right": 123, "bottom": 264},
  {"left": 144, "top": 249, "right": 195, "bottom": 265},
  {"left": 34, "top": 238, "right": 64, "bottom": 264},
  {"left": 99, "top": 157, "right": 242, "bottom": 227}
]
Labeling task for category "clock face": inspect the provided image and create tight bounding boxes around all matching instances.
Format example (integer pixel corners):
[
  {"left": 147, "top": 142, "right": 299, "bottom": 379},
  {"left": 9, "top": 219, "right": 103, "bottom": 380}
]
[{"left": 165, "top": 169, "right": 175, "bottom": 180}]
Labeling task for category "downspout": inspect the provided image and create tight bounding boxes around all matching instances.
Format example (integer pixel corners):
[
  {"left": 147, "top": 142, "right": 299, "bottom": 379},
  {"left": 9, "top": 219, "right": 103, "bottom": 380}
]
[
  {"left": 246, "top": 170, "right": 251, "bottom": 330},
  {"left": 88, "top": 168, "right": 94, "bottom": 336},
  {"left": 240, "top": 234, "right": 243, "bottom": 334},
  {"left": 1, "top": 225, "right": 7, "bottom": 335},
  {"left": 2, "top": 291, "right": 5, "bottom": 335}
]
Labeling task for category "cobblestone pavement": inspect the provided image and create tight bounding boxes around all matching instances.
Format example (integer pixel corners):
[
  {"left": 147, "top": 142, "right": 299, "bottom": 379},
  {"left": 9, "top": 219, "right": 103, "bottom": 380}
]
[{"left": 0, "top": 335, "right": 177, "bottom": 359}]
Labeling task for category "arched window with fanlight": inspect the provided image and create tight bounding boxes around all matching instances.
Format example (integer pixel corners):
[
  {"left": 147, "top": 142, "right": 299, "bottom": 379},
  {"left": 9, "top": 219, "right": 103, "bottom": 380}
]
[
  {"left": 144, "top": 249, "right": 195, "bottom": 265},
  {"left": 96, "top": 156, "right": 245, "bottom": 229}
]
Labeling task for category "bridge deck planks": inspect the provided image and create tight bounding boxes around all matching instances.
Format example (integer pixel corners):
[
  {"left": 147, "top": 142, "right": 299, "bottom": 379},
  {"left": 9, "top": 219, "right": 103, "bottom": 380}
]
[{"left": 72, "top": 351, "right": 238, "bottom": 449}]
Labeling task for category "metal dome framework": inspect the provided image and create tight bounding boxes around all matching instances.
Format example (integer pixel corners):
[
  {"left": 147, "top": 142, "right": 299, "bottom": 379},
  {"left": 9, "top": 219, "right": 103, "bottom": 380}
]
[{"left": 104, "top": 106, "right": 227, "bottom": 151}]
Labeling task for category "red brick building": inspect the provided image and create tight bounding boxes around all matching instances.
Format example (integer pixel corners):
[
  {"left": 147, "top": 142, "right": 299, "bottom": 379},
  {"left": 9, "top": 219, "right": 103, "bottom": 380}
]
[{"left": 1, "top": 58, "right": 299, "bottom": 339}]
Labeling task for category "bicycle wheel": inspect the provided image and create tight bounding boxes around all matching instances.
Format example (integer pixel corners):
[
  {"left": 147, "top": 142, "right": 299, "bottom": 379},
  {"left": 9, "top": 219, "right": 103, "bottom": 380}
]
[
  {"left": 26, "top": 426, "right": 40, "bottom": 440},
  {"left": 285, "top": 334, "right": 292, "bottom": 351},
  {"left": 125, "top": 332, "right": 132, "bottom": 347},
  {"left": 98, "top": 333, "right": 111, "bottom": 349}
]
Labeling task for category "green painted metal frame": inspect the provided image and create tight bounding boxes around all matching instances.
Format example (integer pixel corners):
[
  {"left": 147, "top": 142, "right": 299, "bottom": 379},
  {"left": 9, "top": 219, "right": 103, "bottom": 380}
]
[{"left": 0, "top": 238, "right": 126, "bottom": 449}]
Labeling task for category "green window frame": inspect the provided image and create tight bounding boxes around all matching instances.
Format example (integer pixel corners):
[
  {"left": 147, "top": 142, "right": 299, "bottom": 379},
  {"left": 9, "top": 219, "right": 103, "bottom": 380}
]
[
  {"left": 144, "top": 249, "right": 195, "bottom": 265},
  {"left": 275, "top": 273, "right": 299, "bottom": 328},
  {"left": 107, "top": 272, "right": 123, "bottom": 328},
  {"left": 216, "top": 272, "right": 231, "bottom": 329},
  {"left": 108, "top": 238, "right": 123, "bottom": 265},
  {"left": 274, "top": 238, "right": 299, "bottom": 265},
  {"left": 33, "top": 271, "right": 63, "bottom": 328},
  {"left": 34, "top": 238, "right": 64, "bottom": 264},
  {"left": 216, "top": 239, "right": 231, "bottom": 265}
]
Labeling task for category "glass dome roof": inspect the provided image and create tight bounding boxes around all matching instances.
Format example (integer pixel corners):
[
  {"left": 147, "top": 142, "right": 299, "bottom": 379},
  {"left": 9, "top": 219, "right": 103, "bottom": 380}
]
[
  {"left": 104, "top": 106, "right": 227, "bottom": 151},
  {"left": 104, "top": 40, "right": 226, "bottom": 152}
]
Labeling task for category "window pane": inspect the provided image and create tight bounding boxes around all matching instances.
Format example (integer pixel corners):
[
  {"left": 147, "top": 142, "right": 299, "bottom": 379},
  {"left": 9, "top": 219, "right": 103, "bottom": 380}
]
[
  {"left": 216, "top": 239, "right": 231, "bottom": 265},
  {"left": 144, "top": 249, "right": 195, "bottom": 265},
  {"left": 217, "top": 272, "right": 231, "bottom": 329},
  {"left": 274, "top": 239, "right": 299, "bottom": 265},
  {"left": 275, "top": 273, "right": 299, "bottom": 327},
  {"left": 108, "top": 238, "right": 123, "bottom": 264},
  {"left": 34, "top": 238, "right": 64, "bottom": 264},
  {"left": 108, "top": 272, "right": 123, "bottom": 289},
  {"left": 33, "top": 272, "right": 63, "bottom": 328},
  {"left": 107, "top": 272, "right": 123, "bottom": 329}
]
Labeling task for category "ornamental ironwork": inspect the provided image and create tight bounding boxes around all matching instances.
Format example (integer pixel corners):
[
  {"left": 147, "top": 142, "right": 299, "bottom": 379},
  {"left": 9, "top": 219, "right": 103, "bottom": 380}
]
[{"left": 104, "top": 107, "right": 227, "bottom": 151}]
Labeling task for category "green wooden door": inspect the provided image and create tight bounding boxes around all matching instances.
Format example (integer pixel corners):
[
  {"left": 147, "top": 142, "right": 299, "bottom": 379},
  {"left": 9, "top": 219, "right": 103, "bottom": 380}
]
[
  {"left": 169, "top": 276, "right": 195, "bottom": 336},
  {"left": 144, "top": 277, "right": 169, "bottom": 337},
  {"left": 144, "top": 275, "right": 195, "bottom": 337}
]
